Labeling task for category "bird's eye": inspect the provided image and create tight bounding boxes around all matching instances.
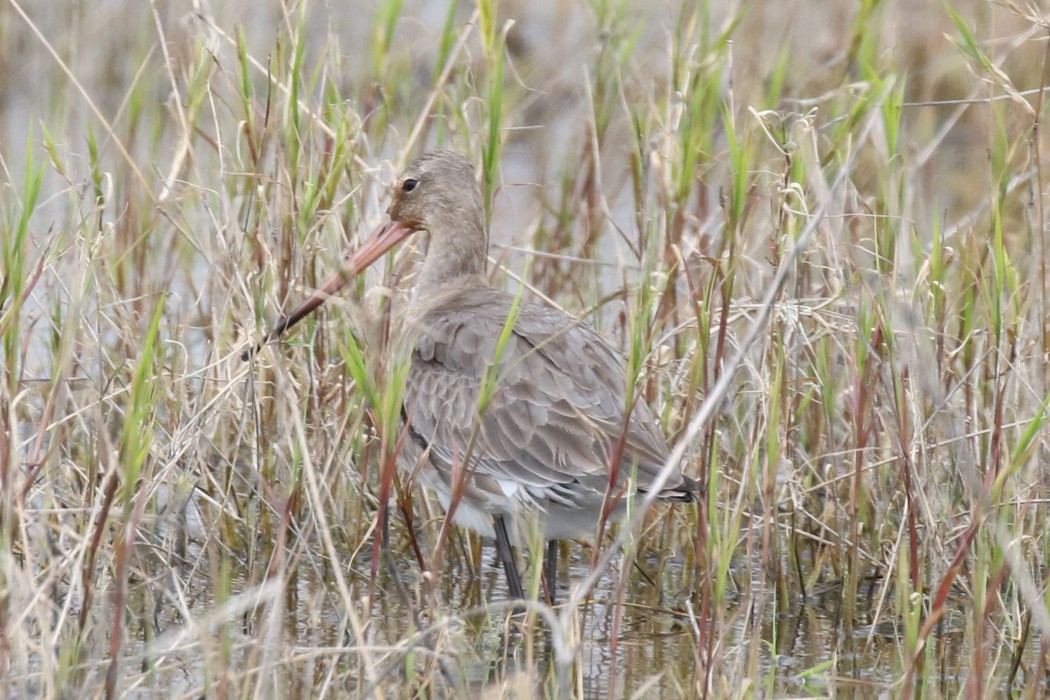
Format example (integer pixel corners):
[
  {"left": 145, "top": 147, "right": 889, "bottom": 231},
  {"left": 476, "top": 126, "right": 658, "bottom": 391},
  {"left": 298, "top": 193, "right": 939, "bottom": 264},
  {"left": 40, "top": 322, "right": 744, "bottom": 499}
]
[{"left": 402, "top": 178, "right": 418, "bottom": 192}]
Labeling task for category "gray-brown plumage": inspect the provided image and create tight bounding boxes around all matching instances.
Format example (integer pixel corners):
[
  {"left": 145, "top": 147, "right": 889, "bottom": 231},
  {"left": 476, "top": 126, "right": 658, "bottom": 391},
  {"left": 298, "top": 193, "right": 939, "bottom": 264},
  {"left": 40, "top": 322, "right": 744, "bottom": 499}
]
[{"left": 249, "top": 150, "right": 698, "bottom": 598}]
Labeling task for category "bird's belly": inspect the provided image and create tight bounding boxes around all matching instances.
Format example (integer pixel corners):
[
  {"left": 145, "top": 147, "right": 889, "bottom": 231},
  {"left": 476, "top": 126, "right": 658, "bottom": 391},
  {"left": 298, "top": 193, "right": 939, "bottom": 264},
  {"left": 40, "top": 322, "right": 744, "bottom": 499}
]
[{"left": 398, "top": 436, "right": 626, "bottom": 543}]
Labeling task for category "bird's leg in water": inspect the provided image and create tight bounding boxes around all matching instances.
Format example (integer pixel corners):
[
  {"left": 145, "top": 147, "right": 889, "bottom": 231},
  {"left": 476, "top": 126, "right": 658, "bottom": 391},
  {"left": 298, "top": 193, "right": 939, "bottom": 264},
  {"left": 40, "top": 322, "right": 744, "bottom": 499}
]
[
  {"left": 544, "top": 540, "right": 558, "bottom": 605},
  {"left": 493, "top": 516, "right": 525, "bottom": 600}
]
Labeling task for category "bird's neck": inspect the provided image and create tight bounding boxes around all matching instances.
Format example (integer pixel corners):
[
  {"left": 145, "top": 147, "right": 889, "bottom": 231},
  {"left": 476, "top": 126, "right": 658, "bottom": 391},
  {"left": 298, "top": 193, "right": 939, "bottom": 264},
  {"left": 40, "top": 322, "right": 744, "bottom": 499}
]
[{"left": 413, "top": 223, "right": 489, "bottom": 299}]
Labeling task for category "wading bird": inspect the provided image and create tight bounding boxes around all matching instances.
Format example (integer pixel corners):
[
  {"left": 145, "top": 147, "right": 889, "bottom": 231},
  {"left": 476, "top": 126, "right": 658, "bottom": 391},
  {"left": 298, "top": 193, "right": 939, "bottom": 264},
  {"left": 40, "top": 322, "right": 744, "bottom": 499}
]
[{"left": 244, "top": 150, "right": 697, "bottom": 601}]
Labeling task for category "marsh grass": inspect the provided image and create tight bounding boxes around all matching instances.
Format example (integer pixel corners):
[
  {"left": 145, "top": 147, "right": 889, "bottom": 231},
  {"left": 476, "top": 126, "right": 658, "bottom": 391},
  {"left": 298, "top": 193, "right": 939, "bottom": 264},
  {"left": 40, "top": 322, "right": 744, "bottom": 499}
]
[{"left": 2, "top": 0, "right": 1050, "bottom": 697}]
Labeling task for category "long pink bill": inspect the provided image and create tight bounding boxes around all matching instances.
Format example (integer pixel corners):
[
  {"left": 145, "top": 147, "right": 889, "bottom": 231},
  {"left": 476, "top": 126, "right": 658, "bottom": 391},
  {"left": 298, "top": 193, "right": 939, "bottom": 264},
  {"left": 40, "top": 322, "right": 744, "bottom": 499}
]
[{"left": 241, "top": 219, "right": 413, "bottom": 361}]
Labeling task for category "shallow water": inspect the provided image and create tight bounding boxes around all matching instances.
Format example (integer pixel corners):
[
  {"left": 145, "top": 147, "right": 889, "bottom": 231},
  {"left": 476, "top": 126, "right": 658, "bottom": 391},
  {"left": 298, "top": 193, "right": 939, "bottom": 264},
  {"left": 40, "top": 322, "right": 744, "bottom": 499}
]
[{"left": 106, "top": 490, "right": 982, "bottom": 698}]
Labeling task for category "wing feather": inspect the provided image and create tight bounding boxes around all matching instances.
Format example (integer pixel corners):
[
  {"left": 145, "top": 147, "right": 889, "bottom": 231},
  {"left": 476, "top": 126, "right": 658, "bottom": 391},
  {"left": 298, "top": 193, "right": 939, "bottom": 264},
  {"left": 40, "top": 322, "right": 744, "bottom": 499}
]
[{"left": 403, "top": 288, "right": 689, "bottom": 507}]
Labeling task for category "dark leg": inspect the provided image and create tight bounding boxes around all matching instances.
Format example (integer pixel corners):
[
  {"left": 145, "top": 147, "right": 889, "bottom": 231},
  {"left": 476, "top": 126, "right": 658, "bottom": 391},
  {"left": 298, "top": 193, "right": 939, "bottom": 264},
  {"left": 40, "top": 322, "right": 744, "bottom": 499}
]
[
  {"left": 493, "top": 516, "right": 525, "bottom": 600},
  {"left": 544, "top": 539, "right": 558, "bottom": 605}
]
